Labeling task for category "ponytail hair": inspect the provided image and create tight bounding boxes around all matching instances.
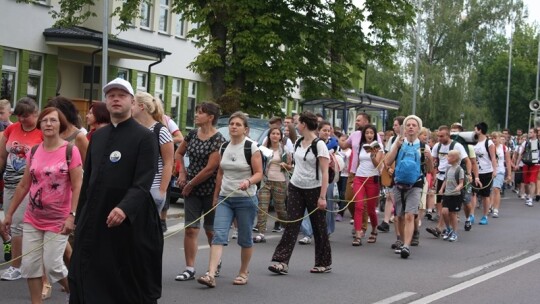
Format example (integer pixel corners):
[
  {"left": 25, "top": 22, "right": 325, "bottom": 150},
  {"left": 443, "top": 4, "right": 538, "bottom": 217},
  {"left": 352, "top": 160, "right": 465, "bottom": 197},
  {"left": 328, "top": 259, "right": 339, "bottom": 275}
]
[{"left": 134, "top": 92, "right": 165, "bottom": 125}]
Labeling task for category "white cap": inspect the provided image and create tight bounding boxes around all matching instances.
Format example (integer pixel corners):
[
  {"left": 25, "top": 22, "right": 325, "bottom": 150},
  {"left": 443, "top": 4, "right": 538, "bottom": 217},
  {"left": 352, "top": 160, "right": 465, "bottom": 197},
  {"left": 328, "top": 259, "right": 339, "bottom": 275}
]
[{"left": 103, "top": 78, "right": 134, "bottom": 96}]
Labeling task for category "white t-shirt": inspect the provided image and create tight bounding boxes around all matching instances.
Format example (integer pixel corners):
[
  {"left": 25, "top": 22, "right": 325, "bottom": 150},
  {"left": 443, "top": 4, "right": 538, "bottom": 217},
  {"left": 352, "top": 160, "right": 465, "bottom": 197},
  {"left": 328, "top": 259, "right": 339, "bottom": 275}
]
[
  {"left": 520, "top": 139, "right": 539, "bottom": 165},
  {"left": 219, "top": 138, "right": 259, "bottom": 197},
  {"left": 474, "top": 139, "right": 495, "bottom": 174},
  {"left": 495, "top": 145, "right": 505, "bottom": 174},
  {"left": 338, "top": 148, "right": 351, "bottom": 177},
  {"left": 355, "top": 148, "right": 380, "bottom": 177},
  {"left": 290, "top": 139, "right": 329, "bottom": 189},
  {"left": 164, "top": 115, "right": 180, "bottom": 135},
  {"left": 432, "top": 141, "right": 468, "bottom": 180}
]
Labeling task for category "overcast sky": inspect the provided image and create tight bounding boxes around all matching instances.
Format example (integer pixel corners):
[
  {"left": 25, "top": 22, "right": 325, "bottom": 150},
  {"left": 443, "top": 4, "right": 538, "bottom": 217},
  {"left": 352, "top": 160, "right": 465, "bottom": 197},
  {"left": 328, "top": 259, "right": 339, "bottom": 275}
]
[{"left": 523, "top": 0, "right": 540, "bottom": 24}]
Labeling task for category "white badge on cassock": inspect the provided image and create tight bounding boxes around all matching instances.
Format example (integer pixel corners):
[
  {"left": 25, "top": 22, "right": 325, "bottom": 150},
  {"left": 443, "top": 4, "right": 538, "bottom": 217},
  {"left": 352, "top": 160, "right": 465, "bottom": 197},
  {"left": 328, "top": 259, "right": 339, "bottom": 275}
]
[{"left": 110, "top": 151, "right": 121, "bottom": 163}]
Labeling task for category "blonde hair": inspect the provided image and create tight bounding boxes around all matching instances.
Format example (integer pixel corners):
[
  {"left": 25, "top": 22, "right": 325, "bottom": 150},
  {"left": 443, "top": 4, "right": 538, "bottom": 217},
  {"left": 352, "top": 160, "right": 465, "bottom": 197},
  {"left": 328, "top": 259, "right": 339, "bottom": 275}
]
[
  {"left": 134, "top": 92, "right": 166, "bottom": 125},
  {"left": 420, "top": 127, "right": 430, "bottom": 136},
  {"left": 448, "top": 150, "right": 461, "bottom": 163},
  {"left": 0, "top": 99, "right": 11, "bottom": 110},
  {"left": 491, "top": 131, "right": 501, "bottom": 139}
]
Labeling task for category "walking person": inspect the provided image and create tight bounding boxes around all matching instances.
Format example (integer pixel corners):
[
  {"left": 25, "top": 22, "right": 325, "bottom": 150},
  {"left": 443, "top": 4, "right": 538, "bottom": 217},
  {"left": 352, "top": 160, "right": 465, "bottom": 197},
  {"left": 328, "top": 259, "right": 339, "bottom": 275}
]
[
  {"left": 69, "top": 78, "right": 163, "bottom": 303},
  {"left": 490, "top": 132, "right": 512, "bottom": 217},
  {"left": 196, "top": 111, "right": 262, "bottom": 288},
  {"left": 268, "top": 111, "right": 331, "bottom": 275},
  {"left": 471, "top": 122, "right": 497, "bottom": 225},
  {"left": 2, "top": 107, "right": 83, "bottom": 303},
  {"left": 175, "top": 102, "right": 225, "bottom": 281},
  {"left": 0, "top": 98, "right": 42, "bottom": 281},
  {"left": 438, "top": 150, "right": 464, "bottom": 242},
  {"left": 253, "top": 127, "right": 291, "bottom": 243},
  {"left": 352, "top": 124, "right": 383, "bottom": 246},
  {"left": 85, "top": 101, "right": 110, "bottom": 141}
]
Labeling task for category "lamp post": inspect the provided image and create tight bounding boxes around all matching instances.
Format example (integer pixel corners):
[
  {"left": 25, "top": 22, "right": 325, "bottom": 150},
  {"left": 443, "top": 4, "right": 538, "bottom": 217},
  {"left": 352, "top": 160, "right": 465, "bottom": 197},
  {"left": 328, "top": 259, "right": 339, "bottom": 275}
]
[
  {"left": 411, "top": 0, "right": 421, "bottom": 115},
  {"left": 504, "top": 25, "right": 513, "bottom": 129}
]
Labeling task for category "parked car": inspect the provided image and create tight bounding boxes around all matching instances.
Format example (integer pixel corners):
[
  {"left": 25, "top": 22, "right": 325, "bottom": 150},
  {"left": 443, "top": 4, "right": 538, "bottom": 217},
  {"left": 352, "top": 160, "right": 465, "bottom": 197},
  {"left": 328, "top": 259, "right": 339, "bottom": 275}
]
[{"left": 169, "top": 116, "right": 269, "bottom": 203}]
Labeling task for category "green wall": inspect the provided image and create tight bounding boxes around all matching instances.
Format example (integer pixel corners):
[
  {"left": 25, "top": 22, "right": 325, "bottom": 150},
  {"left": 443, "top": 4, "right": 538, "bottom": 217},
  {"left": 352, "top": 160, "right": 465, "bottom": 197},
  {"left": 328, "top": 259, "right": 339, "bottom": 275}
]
[
  {"left": 41, "top": 54, "right": 58, "bottom": 105},
  {"left": 16, "top": 50, "right": 29, "bottom": 101}
]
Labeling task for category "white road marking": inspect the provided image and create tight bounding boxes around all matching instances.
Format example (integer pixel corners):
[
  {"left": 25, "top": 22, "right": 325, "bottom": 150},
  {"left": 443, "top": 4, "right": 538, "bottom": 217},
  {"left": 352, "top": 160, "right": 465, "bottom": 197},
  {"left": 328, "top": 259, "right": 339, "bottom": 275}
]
[
  {"left": 450, "top": 250, "right": 529, "bottom": 278},
  {"left": 371, "top": 292, "right": 417, "bottom": 304},
  {"left": 409, "top": 252, "right": 540, "bottom": 304}
]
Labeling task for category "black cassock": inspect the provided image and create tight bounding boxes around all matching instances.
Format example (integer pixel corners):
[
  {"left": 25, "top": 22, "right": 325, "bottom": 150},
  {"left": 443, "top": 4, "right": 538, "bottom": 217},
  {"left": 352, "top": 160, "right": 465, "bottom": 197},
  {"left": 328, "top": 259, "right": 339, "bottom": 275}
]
[{"left": 69, "top": 118, "right": 163, "bottom": 304}]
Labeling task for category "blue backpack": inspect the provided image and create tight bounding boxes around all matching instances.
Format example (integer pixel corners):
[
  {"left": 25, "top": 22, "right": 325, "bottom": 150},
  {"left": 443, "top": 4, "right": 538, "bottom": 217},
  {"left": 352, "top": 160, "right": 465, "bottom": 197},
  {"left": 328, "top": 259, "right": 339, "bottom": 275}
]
[{"left": 394, "top": 141, "right": 425, "bottom": 188}]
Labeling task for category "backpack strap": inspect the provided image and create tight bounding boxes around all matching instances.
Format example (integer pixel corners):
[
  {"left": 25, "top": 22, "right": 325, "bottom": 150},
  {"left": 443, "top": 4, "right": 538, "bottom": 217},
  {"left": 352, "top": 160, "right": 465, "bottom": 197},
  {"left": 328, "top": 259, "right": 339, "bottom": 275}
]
[
  {"left": 310, "top": 138, "right": 320, "bottom": 180},
  {"left": 219, "top": 141, "right": 230, "bottom": 157},
  {"left": 66, "top": 143, "right": 74, "bottom": 167},
  {"left": 153, "top": 122, "right": 165, "bottom": 157},
  {"left": 485, "top": 139, "right": 491, "bottom": 161},
  {"left": 244, "top": 140, "right": 253, "bottom": 172}
]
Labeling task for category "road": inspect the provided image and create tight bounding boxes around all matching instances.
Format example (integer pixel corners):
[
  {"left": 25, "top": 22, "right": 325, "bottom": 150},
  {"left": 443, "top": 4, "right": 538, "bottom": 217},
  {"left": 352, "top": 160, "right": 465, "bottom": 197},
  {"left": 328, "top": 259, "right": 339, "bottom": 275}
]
[{"left": 1, "top": 194, "right": 540, "bottom": 304}]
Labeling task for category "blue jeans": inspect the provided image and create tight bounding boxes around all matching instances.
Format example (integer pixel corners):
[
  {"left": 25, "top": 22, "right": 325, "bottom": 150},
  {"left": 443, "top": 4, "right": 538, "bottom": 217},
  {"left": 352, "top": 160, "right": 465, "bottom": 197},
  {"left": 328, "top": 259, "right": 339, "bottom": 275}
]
[
  {"left": 300, "top": 210, "right": 313, "bottom": 237},
  {"left": 212, "top": 196, "right": 258, "bottom": 248}
]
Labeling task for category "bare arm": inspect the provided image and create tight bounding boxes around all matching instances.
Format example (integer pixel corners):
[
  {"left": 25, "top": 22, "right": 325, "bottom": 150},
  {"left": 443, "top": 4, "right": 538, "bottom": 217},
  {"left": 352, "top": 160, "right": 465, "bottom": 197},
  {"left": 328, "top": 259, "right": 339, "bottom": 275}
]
[
  {"left": 171, "top": 130, "right": 184, "bottom": 145},
  {"left": 75, "top": 132, "right": 89, "bottom": 164},
  {"left": 182, "top": 150, "right": 221, "bottom": 197},
  {"left": 174, "top": 139, "right": 188, "bottom": 185},
  {"left": 159, "top": 141, "right": 174, "bottom": 194},
  {"left": 318, "top": 156, "right": 329, "bottom": 210},
  {"left": 61, "top": 165, "right": 83, "bottom": 235},
  {"left": 212, "top": 167, "right": 224, "bottom": 206}
]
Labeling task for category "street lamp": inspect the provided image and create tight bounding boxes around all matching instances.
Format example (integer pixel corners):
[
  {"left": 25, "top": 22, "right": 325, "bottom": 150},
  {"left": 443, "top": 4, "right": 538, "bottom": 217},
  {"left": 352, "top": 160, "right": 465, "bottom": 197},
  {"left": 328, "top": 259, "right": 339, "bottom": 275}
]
[{"left": 411, "top": 0, "right": 421, "bottom": 115}]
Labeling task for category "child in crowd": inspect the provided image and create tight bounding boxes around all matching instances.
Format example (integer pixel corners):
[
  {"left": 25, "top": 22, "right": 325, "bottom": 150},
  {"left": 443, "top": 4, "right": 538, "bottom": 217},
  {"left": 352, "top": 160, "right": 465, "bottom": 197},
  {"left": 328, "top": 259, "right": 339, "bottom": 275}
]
[{"left": 438, "top": 150, "right": 464, "bottom": 242}]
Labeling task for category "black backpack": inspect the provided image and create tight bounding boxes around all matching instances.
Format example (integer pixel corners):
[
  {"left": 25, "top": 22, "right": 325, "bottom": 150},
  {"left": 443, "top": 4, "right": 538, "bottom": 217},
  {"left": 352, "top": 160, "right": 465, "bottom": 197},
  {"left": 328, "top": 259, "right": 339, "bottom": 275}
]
[
  {"left": 436, "top": 140, "right": 473, "bottom": 174},
  {"left": 220, "top": 139, "right": 267, "bottom": 190},
  {"left": 522, "top": 140, "right": 540, "bottom": 165}
]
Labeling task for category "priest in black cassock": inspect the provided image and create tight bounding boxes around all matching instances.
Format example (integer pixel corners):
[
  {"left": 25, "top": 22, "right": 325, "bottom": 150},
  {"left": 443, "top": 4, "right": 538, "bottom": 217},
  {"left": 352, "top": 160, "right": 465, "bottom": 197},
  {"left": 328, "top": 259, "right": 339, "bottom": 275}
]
[{"left": 69, "top": 78, "right": 163, "bottom": 304}]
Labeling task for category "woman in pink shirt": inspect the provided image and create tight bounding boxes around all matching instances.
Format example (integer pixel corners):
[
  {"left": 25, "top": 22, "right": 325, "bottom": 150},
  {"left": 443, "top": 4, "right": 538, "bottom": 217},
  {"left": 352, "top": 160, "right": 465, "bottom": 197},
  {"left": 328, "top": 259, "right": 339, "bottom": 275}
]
[{"left": 2, "top": 107, "right": 83, "bottom": 303}]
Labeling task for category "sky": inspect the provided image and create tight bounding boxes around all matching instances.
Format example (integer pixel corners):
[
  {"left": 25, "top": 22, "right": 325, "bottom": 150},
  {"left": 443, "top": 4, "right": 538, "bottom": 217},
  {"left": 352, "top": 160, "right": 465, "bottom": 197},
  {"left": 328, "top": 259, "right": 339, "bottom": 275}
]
[{"left": 523, "top": 0, "right": 540, "bottom": 24}]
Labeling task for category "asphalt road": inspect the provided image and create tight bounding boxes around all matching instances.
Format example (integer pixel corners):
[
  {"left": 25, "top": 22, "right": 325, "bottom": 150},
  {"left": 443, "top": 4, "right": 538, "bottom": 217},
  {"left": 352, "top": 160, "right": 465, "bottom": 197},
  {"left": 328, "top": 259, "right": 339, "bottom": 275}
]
[{"left": 2, "top": 193, "right": 540, "bottom": 304}]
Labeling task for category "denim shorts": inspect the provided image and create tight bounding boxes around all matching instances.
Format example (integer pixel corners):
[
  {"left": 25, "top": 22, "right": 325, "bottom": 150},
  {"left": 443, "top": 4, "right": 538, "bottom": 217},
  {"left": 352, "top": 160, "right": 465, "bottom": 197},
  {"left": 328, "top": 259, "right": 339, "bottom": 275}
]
[
  {"left": 212, "top": 196, "right": 258, "bottom": 248},
  {"left": 491, "top": 172, "right": 505, "bottom": 189}
]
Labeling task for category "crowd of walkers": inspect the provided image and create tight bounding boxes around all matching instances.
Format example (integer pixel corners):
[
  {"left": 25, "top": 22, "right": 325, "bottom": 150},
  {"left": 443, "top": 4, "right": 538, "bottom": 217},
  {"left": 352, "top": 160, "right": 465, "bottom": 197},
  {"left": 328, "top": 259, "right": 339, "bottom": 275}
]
[{"left": 0, "top": 81, "right": 535, "bottom": 301}]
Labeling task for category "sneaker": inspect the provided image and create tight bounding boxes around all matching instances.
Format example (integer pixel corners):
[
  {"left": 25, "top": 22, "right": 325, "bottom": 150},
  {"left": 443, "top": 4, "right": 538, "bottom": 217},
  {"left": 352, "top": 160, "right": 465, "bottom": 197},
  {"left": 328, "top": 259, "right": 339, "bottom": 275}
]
[
  {"left": 512, "top": 188, "right": 519, "bottom": 194},
  {"left": 394, "top": 245, "right": 402, "bottom": 254},
  {"left": 3, "top": 241, "right": 12, "bottom": 262},
  {"left": 536, "top": 195, "right": 540, "bottom": 202},
  {"left": 469, "top": 214, "right": 475, "bottom": 224},
  {"left": 448, "top": 232, "right": 458, "bottom": 242},
  {"left": 335, "top": 214, "right": 343, "bottom": 222},
  {"left": 526, "top": 199, "right": 533, "bottom": 207},
  {"left": 252, "top": 227, "right": 259, "bottom": 232},
  {"left": 400, "top": 246, "right": 410, "bottom": 259},
  {"left": 492, "top": 209, "right": 499, "bottom": 218},
  {"left": 272, "top": 227, "right": 284, "bottom": 233},
  {"left": 349, "top": 219, "right": 354, "bottom": 225},
  {"left": 1, "top": 266, "right": 22, "bottom": 281},
  {"left": 411, "top": 230, "right": 420, "bottom": 246},
  {"left": 479, "top": 216, "right": 488, "bottom": 225},
  {"left": 231, "top": 230, "right": 238, "bottom": 239},
  {"left": 426, "top": 227, "right": 441, "bottom": 238},
  {"left": 298, "top": 236, "right": 312, "bottom": 245},
  {"left": 464, "top": 220, "right": 472, "bottom": 231},
  {"left": 391, "top": 240, "right": 403, "bottom": 250},
  {"left": 377, "top": 221, "right": 390, "bottom": 232},
  {"left": 442, "top": 229, "right": 452, "bottom": 240},
  {"left": 520, "top": 194, "right": 526, "bottom": 199}
]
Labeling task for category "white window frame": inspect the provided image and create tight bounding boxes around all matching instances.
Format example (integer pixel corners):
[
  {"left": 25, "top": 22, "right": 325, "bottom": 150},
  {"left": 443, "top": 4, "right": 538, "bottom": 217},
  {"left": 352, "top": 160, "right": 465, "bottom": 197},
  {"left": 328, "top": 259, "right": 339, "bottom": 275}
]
[
  {"left": 292, "top": 99, "right": 299, "bottom": 114},
  {"left": 171, "top": 78, "right": 182, "bottom": 122},
  {"left": 280, "top": 99, "right": 287, "bottom": 113},
  {"left": 140, "top": 2, "right": 152, "bottom": 29},
  {"left": 158, "top": 0, "right": 170, "bottom": 33},
  {"left": 137, "top": 72, "right": 148, "bottom": 92},
  {"left": 1, "top": 48, "right": 19, "bottom": 108},
  {"left": 154, "top": 75, "right": 165, "bottom": 101},
  {"left": 175, "top": 13, "right": 186, "bottom": 37},
  {"left": 186, "top": 81, "right": 197, "bottom": 128},
  {"left": 27, "top": 53, "right": 43, "bottom": 106},
  {"left": 117, "top": 68, "right": 129, "bottom": 80}
]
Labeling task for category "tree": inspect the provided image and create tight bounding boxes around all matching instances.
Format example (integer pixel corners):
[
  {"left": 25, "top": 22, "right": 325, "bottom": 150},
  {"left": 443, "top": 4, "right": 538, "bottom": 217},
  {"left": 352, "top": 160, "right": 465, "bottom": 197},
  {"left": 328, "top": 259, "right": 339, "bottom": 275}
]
[{"left": 28, "top": 0, "right": 414, "bottom": 115}]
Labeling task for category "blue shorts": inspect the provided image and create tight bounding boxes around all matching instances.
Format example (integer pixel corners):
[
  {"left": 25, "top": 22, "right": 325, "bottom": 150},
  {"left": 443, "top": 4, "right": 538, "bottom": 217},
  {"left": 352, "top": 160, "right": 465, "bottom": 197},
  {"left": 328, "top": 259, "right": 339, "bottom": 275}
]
[
  {"left": 212, "top": 196, "right": 258, "bottom": 248},
  {"left": 491, "top": 172, "right": 505, "bottom": 189}
]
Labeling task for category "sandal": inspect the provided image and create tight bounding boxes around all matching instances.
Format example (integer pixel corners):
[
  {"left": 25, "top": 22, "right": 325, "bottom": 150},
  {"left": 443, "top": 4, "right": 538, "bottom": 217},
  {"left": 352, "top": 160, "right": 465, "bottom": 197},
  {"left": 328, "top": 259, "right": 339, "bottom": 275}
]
[
  {"left": 310, "top": 266, "right": 332, "bottom": 273},
  {"left": 367, "top": 232, "right": 378, "bottom": 243},
  {"left": 268, "top": 262, "right": 289, "bottom": 275},
  {"left": 352, "top": 237, "right": 362, "bottom": 246},
  {"left": 253, "top": 234, "right": 266, "bottom": 243},
  {"left": 175, "top": 269, "right": 196, "bottom": 281},
  {"left": 196, "top": 274, "right": 216, "bottom": 288},
  {"left": 42, "top": 283, "right": 52, "bottom": 300},
  {"left": 233, "top": 273, "right": 249, "bottom": 285}
]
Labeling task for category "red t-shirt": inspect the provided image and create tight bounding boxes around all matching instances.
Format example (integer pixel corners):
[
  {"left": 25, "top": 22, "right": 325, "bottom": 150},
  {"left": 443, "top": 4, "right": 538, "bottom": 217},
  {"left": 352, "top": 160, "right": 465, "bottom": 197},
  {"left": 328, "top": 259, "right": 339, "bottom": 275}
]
[{"left": 3, "top": 122, "right": 42, "bottom": 188}]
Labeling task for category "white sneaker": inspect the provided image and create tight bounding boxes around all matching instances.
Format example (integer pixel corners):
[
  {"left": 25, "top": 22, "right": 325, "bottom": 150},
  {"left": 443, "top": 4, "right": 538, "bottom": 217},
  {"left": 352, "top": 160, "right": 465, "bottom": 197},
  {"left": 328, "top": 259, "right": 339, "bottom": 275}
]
[
  {"left": 231, "top": 230, "right": 238, "bottom": 239},
  {"left": 526, "top": 199, "right": 533, "bottom": 207},
  {"left": 298, "top": 236, "right": 312, "bottom": 245},
  {"left": 1, "top": 266, "right": 22, "bottom": 281},
  {"left": 492, "top": 209, "right": 499, "bottom": 218}
]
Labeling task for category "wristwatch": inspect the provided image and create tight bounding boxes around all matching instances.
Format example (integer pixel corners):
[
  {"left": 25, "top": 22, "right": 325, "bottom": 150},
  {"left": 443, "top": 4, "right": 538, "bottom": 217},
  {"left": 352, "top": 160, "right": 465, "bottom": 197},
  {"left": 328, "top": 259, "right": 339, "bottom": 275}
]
[{"left": 69, "top": 212, "right": 76, "bottom": 217}]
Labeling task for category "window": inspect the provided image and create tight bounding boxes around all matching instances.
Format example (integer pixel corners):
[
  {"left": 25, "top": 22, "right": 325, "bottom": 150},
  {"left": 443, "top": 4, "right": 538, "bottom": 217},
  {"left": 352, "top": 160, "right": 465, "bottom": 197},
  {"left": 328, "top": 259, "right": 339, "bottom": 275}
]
[
  {"left": 171, "top": 78, "right": 181, "bottom": 121},
  {"left": 1, "top": 49, "right": 18, "bottom": 106},
  {"left": 292, "top": 99, "right": 299, "bottom": 114},
  {"left": 140, "top": 2, "right": 152, "bottom": 29},
  {"left": 280, "top": 99, "right": 287, "bottom": 113},
  {"left": 175, "top": 14, "right": 185, "bottom": 37},
  {"left": 154, "top": 75, "right": 165, "bottom": 101},
  {"left": 117, "top": 69, "right": 129, "bottom": 80},
  {"left": 158, "top": 0, "right": 170, "bottom": 33},
  {"left": 186, "top": 81, "right": 197, "bottom": 128},
  {"left": 137, "top": 72, "right": 147, "bottom": 92},
  {"left": 27, "top": 53, "right": 43, "bottom": 104}
]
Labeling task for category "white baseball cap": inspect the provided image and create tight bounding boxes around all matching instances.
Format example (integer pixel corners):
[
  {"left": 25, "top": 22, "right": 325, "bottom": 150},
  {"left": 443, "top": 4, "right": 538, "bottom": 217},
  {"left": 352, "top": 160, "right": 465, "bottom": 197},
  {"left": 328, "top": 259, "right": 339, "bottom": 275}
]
[{"left": 103, "top": 78, "right": 134, "bottom": 96}]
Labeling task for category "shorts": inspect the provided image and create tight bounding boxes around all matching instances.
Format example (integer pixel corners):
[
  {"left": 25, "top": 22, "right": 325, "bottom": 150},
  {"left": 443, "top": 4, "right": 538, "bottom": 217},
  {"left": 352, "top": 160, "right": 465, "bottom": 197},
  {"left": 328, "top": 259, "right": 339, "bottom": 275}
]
[
  {"left": 473, "top": 173, "right": 493, "bottom": 198},
  {"left": 3, "top": 187, "right": 28, "bottom": 237},
  {"left": 523, "top": 164, "right": 539, "bottom": 184},
  {"left": 184, "top": 194, "right": 215, "bottom": 230},
  {"left": 419, "top": 178, "right": 427, "bottom": 210},
  {"left": 442, "top": 195, "right": 462, "bottom": 212},
  {"left": 491, "top": 172, "right": 505, "bottom": 189},
  {"left": 21, "top": 223, "right": 68, "bottom": 281},
  {"left": 393, "top": 187, "right": 421, "bottom": 216},
  {"left": 436, "top": 179, "right": 444, "bottom": 203},
  {"left": 514, "top": 168, "right": 523, "bottom": 185},
  {"left": 212, "top": 196, "right": 258, "bottom": 248}
]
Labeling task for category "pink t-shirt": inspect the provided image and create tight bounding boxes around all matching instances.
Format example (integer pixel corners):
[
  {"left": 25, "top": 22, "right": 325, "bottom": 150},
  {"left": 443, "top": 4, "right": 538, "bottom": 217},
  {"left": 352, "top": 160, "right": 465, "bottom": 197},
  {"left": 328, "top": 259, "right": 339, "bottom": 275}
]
[{"left": 23, "top": 143, "right": 82, "bottom": 233}]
